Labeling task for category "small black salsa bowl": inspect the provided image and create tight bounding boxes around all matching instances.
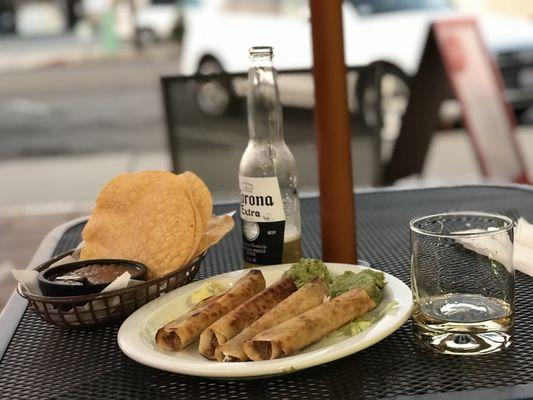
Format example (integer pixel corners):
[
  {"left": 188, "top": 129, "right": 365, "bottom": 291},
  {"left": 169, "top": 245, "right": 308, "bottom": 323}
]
[{"left": 38, "top": 259, "right": 148, "bottom": 297}]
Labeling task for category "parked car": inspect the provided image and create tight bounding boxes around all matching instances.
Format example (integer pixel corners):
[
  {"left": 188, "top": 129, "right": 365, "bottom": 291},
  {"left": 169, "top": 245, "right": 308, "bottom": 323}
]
[
  {"left": 180, "top": 0, "right": 533, "bottom": 139},
  {"left": 81, "top": 0, "right": 182, "bottom": 44},
  {"left": 0, "top": 0, "right": 15, "bottom": 34},
  {"left": 15, "top": 1, "right": 68, "bottom": 37},
  {"left": 134, "top": 0, "right": 183, "bottom": 46}
]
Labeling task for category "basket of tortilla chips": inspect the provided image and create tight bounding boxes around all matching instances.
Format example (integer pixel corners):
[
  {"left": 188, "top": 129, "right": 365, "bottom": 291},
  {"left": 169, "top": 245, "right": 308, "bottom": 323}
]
[{"left": 18, "top": 171, "right": 234, "bottom": 328}]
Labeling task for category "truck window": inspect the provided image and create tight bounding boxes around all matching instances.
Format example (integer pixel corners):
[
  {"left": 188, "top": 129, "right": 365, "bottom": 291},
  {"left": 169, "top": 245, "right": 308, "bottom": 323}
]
[
  {"left": 350, "top": 0, "right": 452, "bottom": 15},
  {"left": 152, "top": 0, "right": 177, "bottom": 5}
]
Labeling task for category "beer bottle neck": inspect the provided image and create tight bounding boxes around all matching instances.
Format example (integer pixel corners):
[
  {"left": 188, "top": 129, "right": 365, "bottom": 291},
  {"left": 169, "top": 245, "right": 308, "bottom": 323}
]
[{"left": 247, "top": 51, "right": 283, "bottom": 142}]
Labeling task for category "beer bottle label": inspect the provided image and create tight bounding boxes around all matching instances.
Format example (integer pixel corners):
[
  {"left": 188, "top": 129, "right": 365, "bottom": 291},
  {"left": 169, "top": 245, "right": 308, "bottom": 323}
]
[{"left": 239, "top": 176, "right": 286, "bottom": 265}]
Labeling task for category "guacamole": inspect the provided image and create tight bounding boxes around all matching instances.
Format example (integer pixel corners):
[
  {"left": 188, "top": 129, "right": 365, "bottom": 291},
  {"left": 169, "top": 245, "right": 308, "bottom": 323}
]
[
  {"left": 330, "top": 269, "right": 385, "bottom": 304},
  {"left": 283, "top": 258, "right": 332, "bottom": 289}
]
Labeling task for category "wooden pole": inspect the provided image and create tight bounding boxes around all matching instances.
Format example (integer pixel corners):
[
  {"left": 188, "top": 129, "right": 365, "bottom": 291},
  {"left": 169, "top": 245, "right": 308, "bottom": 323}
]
[{"left": 309, "top": 0, "right": 357, "bottom": 263}]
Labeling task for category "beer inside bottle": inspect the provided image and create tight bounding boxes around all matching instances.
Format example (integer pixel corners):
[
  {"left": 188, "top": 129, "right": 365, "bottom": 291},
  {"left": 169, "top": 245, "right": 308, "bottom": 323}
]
[{"left": 239, "top": 46, "right": 302, "bottom": 267}]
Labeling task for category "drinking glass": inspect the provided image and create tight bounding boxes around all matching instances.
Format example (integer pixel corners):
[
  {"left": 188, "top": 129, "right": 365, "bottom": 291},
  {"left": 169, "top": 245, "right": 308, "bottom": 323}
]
[{"left": 410, "top": 212, "right": 514, "bottom": 355}]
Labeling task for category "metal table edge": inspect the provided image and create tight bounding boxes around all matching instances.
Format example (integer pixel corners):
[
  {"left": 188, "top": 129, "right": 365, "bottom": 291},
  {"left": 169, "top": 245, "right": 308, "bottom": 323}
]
[
  {"left": 358, "top": 182, "right": 533, "bottom": 193},
  {"left": 0, "top": 216, "right": 88, "bottom": 361}
]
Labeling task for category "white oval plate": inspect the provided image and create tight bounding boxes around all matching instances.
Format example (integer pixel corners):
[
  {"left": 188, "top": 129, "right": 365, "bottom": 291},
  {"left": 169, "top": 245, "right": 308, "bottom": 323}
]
[{"left": 118, "top": 263, "right": 413, "bottom": 378}]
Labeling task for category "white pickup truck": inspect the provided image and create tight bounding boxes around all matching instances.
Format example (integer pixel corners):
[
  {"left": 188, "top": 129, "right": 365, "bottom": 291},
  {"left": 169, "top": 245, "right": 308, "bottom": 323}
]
[{"left": 180, "top": 0, "right": 533, "bottom": 137}]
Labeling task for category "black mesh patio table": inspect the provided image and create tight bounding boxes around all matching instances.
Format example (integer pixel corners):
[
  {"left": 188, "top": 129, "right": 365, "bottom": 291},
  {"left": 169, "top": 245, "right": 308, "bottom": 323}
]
[{"left": 3, "top": 185, "right": 533, "bottom": 400}]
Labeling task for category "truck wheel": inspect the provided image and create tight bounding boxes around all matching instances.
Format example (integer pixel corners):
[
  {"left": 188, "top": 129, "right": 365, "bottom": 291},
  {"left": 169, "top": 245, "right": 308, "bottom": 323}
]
[
  {"left": 195, "top": 57, "right": 237, "bottom": 117},
  {"left": 356, "top": 63, "right": 410, "bottom": 142}
]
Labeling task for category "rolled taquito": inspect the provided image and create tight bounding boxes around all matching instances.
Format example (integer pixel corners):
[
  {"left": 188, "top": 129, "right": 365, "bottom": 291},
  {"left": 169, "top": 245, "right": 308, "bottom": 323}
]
[
  {"left": 216, "top": 278, "right": 329, "bottom": 362},
  {"left": 244, "top": 287, "right": 375, "bottom": 361},
  {"left": 155, "top": 269, "right": 265, "bottom": 351},
  {"left": 199, "top": 277, "right": 297, "bottom": 359}
]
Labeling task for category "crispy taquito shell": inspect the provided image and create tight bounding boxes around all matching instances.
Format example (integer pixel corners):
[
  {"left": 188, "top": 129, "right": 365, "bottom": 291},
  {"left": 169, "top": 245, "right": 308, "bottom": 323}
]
[
  {"left": 244, "top": 287, "right": 375, "bottom": 361},
  {"left": 216, "top": 278, "right": 329, "bottom": 361},
  {"left": 155, "top": 269, "right": 265, "bottom": 351},
  {"left": 199, "top": 278, "right": 297, "bottom": 360}
]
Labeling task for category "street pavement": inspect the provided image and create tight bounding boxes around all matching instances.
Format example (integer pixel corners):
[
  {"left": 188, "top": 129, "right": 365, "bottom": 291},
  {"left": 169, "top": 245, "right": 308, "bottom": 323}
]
[{"left": 0, "top": 49, "right": 181, "bottom": 159}]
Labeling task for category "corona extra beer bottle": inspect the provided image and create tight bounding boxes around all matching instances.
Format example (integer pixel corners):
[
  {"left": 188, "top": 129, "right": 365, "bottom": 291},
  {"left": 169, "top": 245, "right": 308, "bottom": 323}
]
[{"left": 239, "top": 46, "right": 302, "bottom": 267}]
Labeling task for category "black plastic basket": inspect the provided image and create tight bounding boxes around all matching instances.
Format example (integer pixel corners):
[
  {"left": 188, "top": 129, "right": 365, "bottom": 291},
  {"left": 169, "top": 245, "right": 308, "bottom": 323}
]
[{"left": 17, "top": 250, "right": 204, "bottom": 328}]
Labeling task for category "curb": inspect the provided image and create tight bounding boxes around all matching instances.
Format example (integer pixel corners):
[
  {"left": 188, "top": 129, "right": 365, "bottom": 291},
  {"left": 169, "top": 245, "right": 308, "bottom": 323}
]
[{"left": 0, "top": 48, "right": 138, "bottom": 73}]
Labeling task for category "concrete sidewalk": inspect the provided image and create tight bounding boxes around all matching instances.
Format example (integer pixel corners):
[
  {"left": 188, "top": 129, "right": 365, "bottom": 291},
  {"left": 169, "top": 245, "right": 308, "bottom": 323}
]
[
  {"left": 0, "top": 151, "right": 170, "bottom": 210},
  {"left": 1, "top": 129, "right": 532, "bottom": 211},
  {"left": 0, "top": 34, "right": 179, "bottom": 73}
]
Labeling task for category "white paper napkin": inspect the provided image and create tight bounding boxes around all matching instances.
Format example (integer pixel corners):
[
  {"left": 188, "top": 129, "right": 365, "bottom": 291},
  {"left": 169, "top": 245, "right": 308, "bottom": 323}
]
[
  {"left": 514, "top": 218, "right": 533, "bottom": 276},
  {"left": 455, "top": 217, "right": 533, "bottom": 277},
  {"left": 455, "top": 228, "right": 513, "bottom": 272}
]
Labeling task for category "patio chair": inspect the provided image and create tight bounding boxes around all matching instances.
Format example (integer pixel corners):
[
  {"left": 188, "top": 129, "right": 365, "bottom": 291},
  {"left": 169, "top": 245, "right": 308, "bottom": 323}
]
[{"left": 160, "top": 65, "right": 385, "bottom": 198}]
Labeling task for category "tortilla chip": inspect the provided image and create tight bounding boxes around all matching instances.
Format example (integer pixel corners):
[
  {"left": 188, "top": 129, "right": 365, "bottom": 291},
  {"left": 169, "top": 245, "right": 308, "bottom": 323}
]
[
  {"left": 185, "top": 188, "right": 203, "bottom": 266},
  {"left": 180, "top": 171, "right": 212, "bottom": 231},
  {"left": 80, "top": 170, "right": 200, "bottom": 279}
]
